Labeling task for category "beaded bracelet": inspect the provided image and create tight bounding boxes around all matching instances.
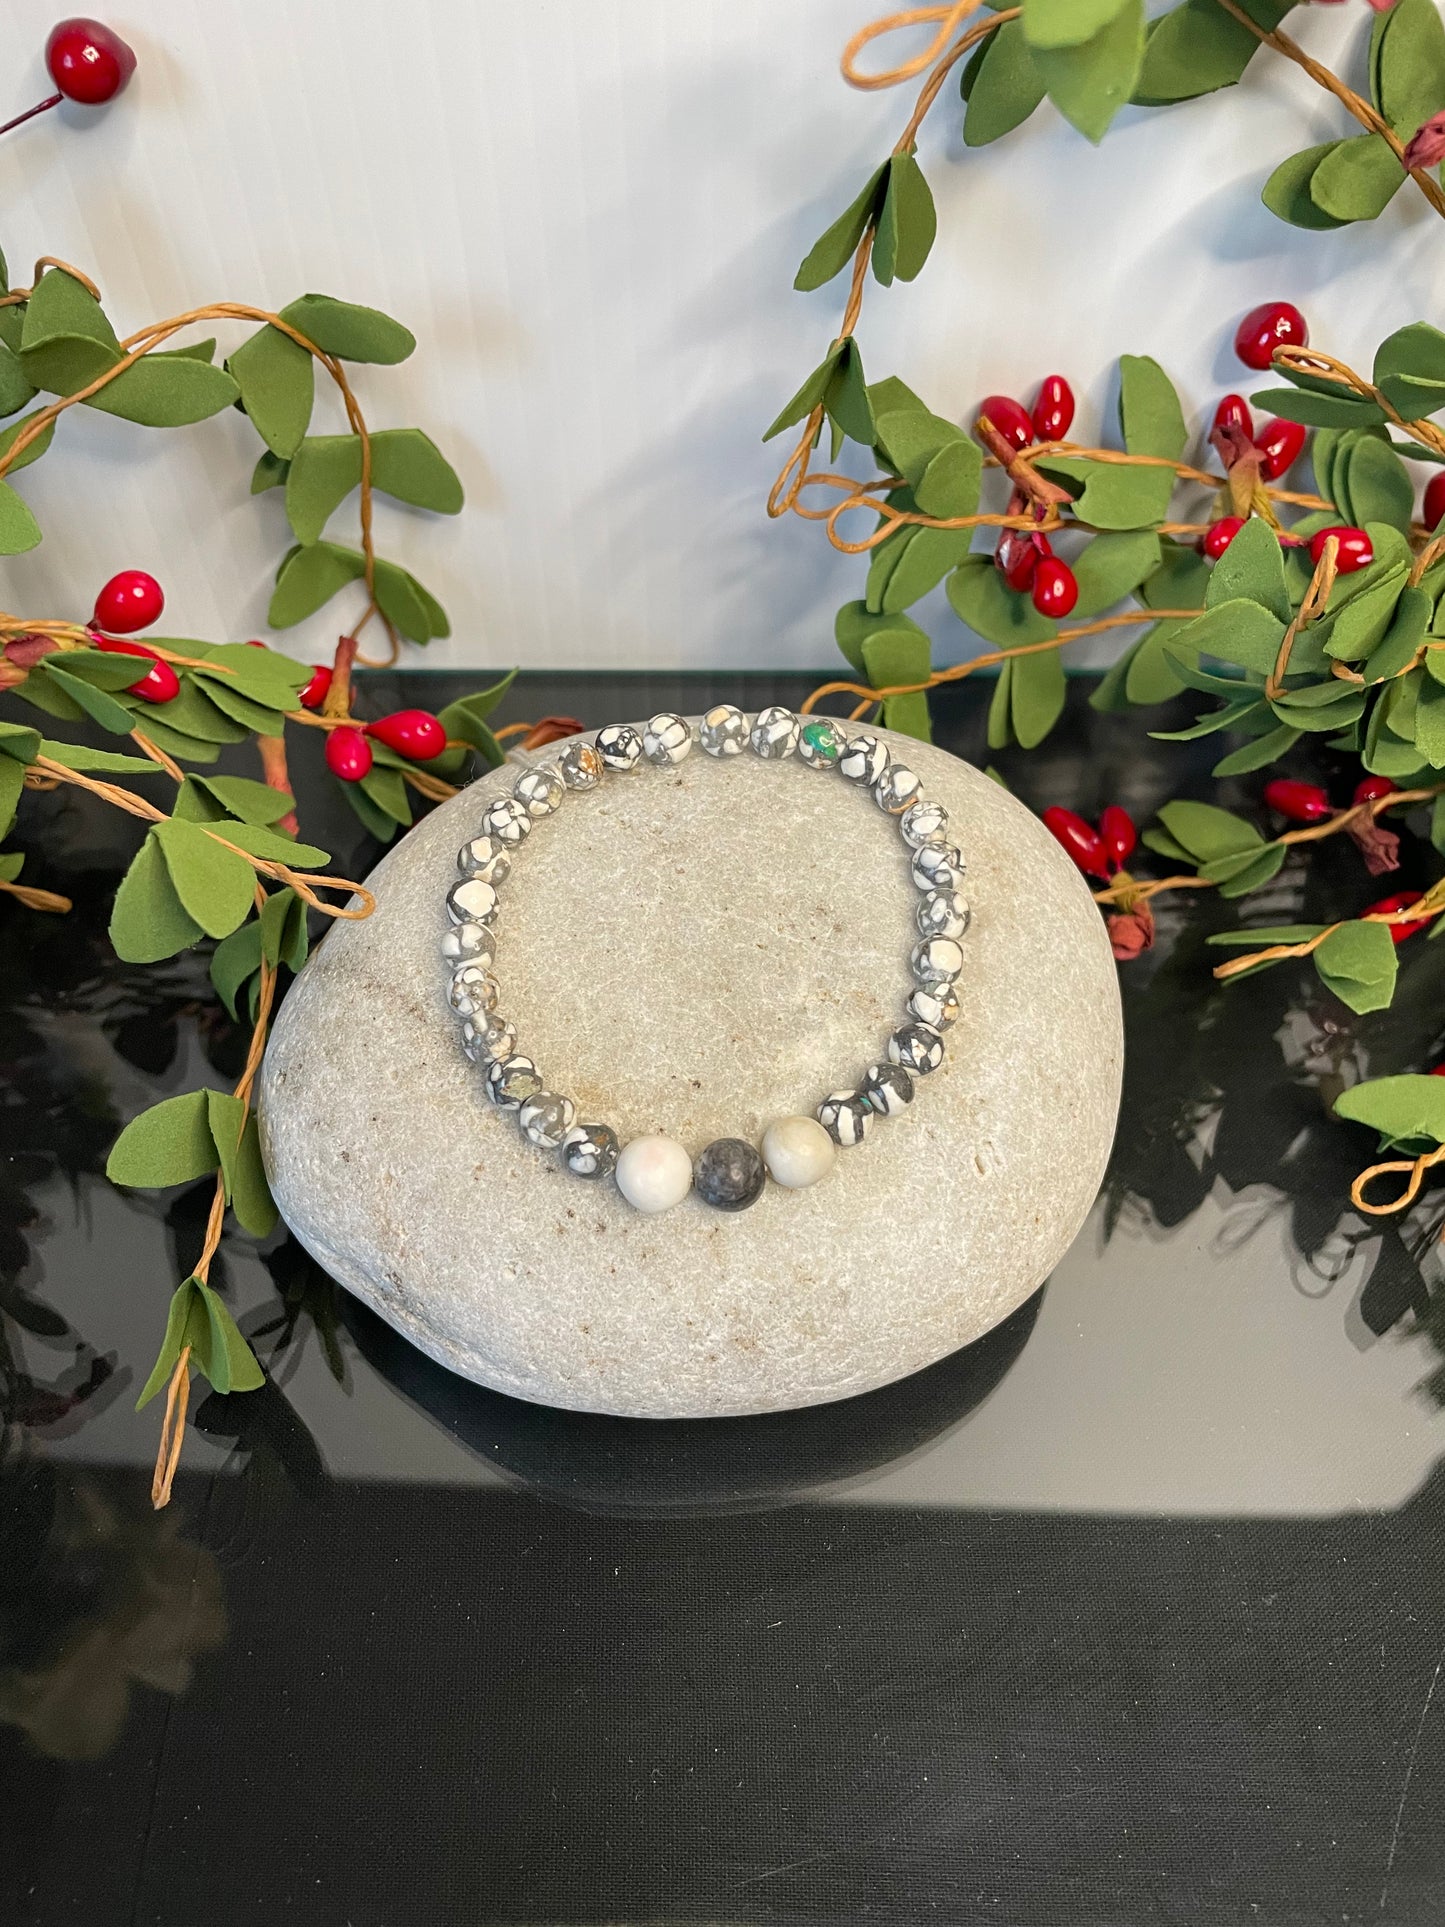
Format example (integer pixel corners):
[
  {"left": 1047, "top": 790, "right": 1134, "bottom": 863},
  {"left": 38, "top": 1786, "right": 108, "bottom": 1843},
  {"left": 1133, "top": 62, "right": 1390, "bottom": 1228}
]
[{"left": 441, "top": 705, "right": 969, "bottom": 1214}]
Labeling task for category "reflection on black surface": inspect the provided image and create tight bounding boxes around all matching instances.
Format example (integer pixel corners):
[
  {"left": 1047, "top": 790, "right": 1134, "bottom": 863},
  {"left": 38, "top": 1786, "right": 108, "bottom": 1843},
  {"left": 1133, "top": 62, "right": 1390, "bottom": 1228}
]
[{"left": 343, "top": 1287, "right": 1043, "bottom": 1516}]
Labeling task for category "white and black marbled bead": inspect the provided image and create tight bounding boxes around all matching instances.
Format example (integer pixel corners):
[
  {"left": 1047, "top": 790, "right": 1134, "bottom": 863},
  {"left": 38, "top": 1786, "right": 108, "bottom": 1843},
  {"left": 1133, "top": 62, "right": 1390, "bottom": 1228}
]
[
  {"left": 911, "top": 842, "right": 965, "bottom": 893},
  {"left": 562, "top": 1123, "right": 620, "bottom": 1178},
  {"left": 750, "top": 706, "right": 800, "bottom": 760},
  {"left": 912, "top": 936, "right": 965, "bottom": 986},
  {"left": 900, "top": 799, "right": 948, "bottom": 849},
  {"left": 643, "top": 712, "right": 691, "bottom": 764},
  {"left": 797, "top": 718, "right": 844, "bottom": 768},
  {"left": 457, "top": 835, "right": 511, "bottom": 885},
  {"left": 463, "top": 1012, "right": 517, "bottom": 1064},
  {"left": 480, "top": 796, "right": 532, "bottom": 846},
  {"left": 514, "top": 764, "right": 564, "bottom": 818},
  {"left": 447, "top": 877, "right": 499, "bottom": 927},
  {"left": 908, "top": 984, "right": 959, "bottom": 1032},
  {"left": 448, "top": 962, "right": 499, "bottom": 1018},
  {"left": 818, "top": 1089, "right": 870, "bottom": 1147},
  {"left": 485, "top": 1054, "right": 543, "bottom": 1110},
  {"left": 917, "top": 890, "right": 972, "bottom": 941},
  {"left": 889, "top": 1024, "right": 945, "bottom": 1075},
  {"left": 440, "top": 920, "right": 494, "bottom": 967},
  {"left": 861, "top": 1062, "right": 913, "bottom": 1117},
  {"left": 558, "top": 740, "right": 604, "bottom": 790},
  {"left": 596, "top": 724, "right": 644, "bottom": 772},
  {"left": 700, "top": 704, "right": 749, "bottom": 757},
  {"left": 838, "top": 733, "right": 889, "bottom": 786},
  {"left": 875, "top": 764, "right": 923, "bottom": 815},
  {"left": 519, "top": 1091, "right": 577, "bottom": 1150}
]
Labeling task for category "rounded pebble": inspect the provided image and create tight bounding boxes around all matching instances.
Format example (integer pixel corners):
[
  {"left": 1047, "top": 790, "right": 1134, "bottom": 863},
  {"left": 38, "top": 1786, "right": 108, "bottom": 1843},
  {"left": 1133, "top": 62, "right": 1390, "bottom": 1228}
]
[
  {"left": 480, "top": 797, "right": 532, "bottom": 846},
  {"left": 911, "top": 842, "right": 965, "bottom": 893},
  {"left": 700, "top": 704, "right": 749, "bottom": 757},
  {"left": 643, "top": 713, "right": 691, "bottom": 764},
  {"left": 561, "top": 1123, "right": 620, "bottom": 1179},
  {"left": 912, "top": 936, "right": 965, "bottom": 986},
  {"left": 447, "top": 963, "right": 499, "bottom": 1018},
  {"left": 798, "top": 718, "right": 844, "bottom": 769},
  {"left": 908, "top": 984, "right": 959, "bottom": 1032},
  {"left": 615, "top": 1134, "right": 694, "bottom": 1212},
  {"left": 750, "top": 706, "right": 801, "bottom": 760},
  {"left": 595, "top": 724, "right": 644, "bottom": 772},
  {"left": 463, "top": 1013, "right": 517, "bottom": 1064},
  {"left": 558, "top": 741, "right": 604, "bottom": 790},
  {"left": 760, "top": 1115, "right": 836, "bottom": 1189},
  {"left": 694, "top": 1137, "right": 766, "bottom": 1211},
  {"left": 447, "top": 877, "right": 499, "bottom": 927},
  {"left": 485, "top": 1054, "right": 543, "bottom": 1111}
]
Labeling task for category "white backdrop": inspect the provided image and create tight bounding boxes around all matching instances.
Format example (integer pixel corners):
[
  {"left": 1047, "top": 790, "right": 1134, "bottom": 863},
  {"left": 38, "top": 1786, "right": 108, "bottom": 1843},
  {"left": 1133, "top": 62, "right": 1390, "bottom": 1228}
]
[{"left": 0, "top": 0, "right": 1439, "bottom": 672}]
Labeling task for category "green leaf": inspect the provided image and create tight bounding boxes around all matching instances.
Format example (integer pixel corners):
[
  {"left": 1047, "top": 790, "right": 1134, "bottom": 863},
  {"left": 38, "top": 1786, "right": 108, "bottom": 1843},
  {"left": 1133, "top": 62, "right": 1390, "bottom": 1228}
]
[
  {"left": 359, "top": 763, "right": 412, "bottom": 826},
  {"left": 1307, "top": 134, "right": 1405, "bottom": 224},
  {"left": 1010, "top": 649, "right": 1066, "bottom": 748},
  {"left": 1323, "top": 570, "right": 1410, "bottom": 663},
  {"left": 872, "top": 152, "right": 936, "bottom": 286},
  {"left": 1070, "top": 530, "right": 1160, "bottom": 617},
  {"left": 0, "top": 337, "right": 37, "bottom": 416},
  {"left": 194, "top": 1282, "right": 265, "bottom": 1394},
  {"left": 1346, "top": 435, "right": 1415, "bottom": 532},
  {"left": 0, "top": 410, "right": 55, "bottom": 475},
  {"left": 251, "top": 449, "right": 289, "bottom": 494},
  {"left": 86, "top": 356, "right": 239, "bottom": 427},
  {"left": 794, "top": 163, "right": 887, "bottom": 291},
  {"left": 18, "top": 267, "right": 118, "bottom": 393},
  {"left": 1156, "top": 799, "right": 1264, "bottom": 861},
  {"left": 372, "top": 557, "right": 435, "bottom": 641},
  {"left": 42, "top": 663, "right": 135, "bottom": 733},
  {"left": 1151, "top": 694, "right": 1266, "bottom": 741},
  {"left": 1250, "top": 388, "right": 1386, "bottom": 430},
  {"left": 1133, "top": 0, "right": 1290, "bottom": 103},
  {"left": 1034, "top": 455, "right": 1171, "bottom": 530},
  {"left": 1335, "top": 1072, "right": 1445, "bottom": 1150},
  {"left": 1374, "top": 323, "right": 1445, "bottom": 421},
  {"left": 834, "top": 602, "right": 922, "bottom": 675},
  {"left": 268, "top": 541, "right": 366, "bottom": 627},
  {"left": 963, "top": 20, "right": 1047, "bottom": 146},
  {"left": 278, "top": 293, "right": 415, "bottom": 365},
  {"left": 1204, "top": 517, "right": 1290, "bottom": 623},
  {"left": 873, "top": 406, "right": 969, "bottom": 485},
  {"left": 1034, "top": 0, "right": 1144, "bottom": 143},
  {"left": 1263, "top": 143, "right": 1351, "bottom": 231},
  {"left": 1212, "top": 724, "right": 1305, "bottom": 774},
  {"left": 0, "top": 756, "right": 23, "bottom": 835},
  {"left": 873, "top": 526, "right": 973, "bottom": 614},
  {"left": 210, "top": 918, "right": 264, "bottom": 1019},
  {"left": 152, "top": 817, "right": 257, "bottom": 939},
  {"left": 51, "top": 647, "right": 155, "bottom": 691},
  {"left": 0, "top": 478, "right": 40, "bottom": 553},
  {"left": 1415, "top": 676, "right": 1445, "bottom": 766},
  {"left": 763, "top": 342, "right": 845, "bottom": 442},
  {"left": 0, "top": 719, "right": 40, "bottom": 764},
  {"left": 1120, "top": 353, "right": 1187, "bottom": 462},
  {"left": 987, "top": 662, "right": 1013, "bottom": 750},
  {"left": 194, "top": 774, "right": 297, "bottom": 825},
  {"left": 226, "top": 322, "right": 315, "bottom": 458},
  {"left": 110, "top": 832, "right": 205, "bottom": 961},
  {"left": 107, "top": 1090, "right": 218, "bottom": 1188},
  {"left": 1211, "top": 843, "right": 1287, "bottom": 897},
  {"left": 1209, "top": 924, "right": 1329, "bottom": 947},
  {"left": 825, "top": 337, "right": 875, "bottom": 447},
  {"left": 1022, "top": 0, "right": 1132, "bottom": 51},
  {"left": 285, "top": 434, "right": 363, "bottom": 545},
  {"left": 214, "top": 821, "right": 329, "bottom": 867},
  {"left": 861, "top": 628, "right": 932, "bottom": 744},
  {"left": 1364, "top": 584, "right": 1431, "bottom": 684},
  {"left": 914, "top": 439, "right": 982, "bottom": 518},
  {"left": 1315, "top": 920, "right": 1399, "bottom": 1014},
  {"left": 231, "top": 1114, "right": 278, "bottom": 1238},
  {"left": 1374, "top": 0, "right": 1445, "bottom": 138},
  {"left": 206, "top": 1090, "right": 248, "bottom": 1206},
  {"left": 137, "top": 1279, "right": 208, "bottom": 1409},
  {"left": 370, "top": 428, "right": 464, "bottom": 514},
  {"left": 947, "top": 554, "right": 1058, "bottom": 646},
  {"left": 1172, "top": 598, "right": 1286, "bottom": 677}
]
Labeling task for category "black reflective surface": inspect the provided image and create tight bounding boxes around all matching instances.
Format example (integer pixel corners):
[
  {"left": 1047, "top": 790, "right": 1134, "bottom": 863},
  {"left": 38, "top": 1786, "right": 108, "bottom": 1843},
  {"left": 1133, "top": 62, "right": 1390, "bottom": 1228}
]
[{"left": 4, "top": 672, "right": 1445, "bottom": 1926}]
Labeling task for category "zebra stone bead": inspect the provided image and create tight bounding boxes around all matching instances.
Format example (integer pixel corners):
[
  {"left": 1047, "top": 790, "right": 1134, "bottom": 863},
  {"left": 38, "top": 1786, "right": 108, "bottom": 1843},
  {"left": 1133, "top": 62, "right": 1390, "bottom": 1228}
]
[
  {"left": 889, "top": 1024, "right": 945, "bottom": 1075},
  {"left": 818, "top": 1090, "right": 870, "bottom": 1147},
  {"left": 486, "top": 1054, "right": 543, "bottom": 1110},
  {"left": 463, "top": 1013, "right": 518, "bottom": 1064},
  {"left": 750, "top": 706, "right": 800, "bottom": 760},
  {"left": 519, "top": 1091, "right": 577, "bottom": 1150},
  {"left": 912, "top": 937, "right": 965, "bottom": 986},
  {"left": 900, "top": 799, "right": 948, "bottom": 849},
  {"left": 861, "top": 1062, "right": 913, "bottom": 1117},
  {"left": 457, "top": 834, "right": 511, "bottom": 885},
  {"left": 448, "top": 963, "right": 499, "bottom": 1018},
  {"left": 480, "top": 796, "right": 532, "bottom": 846},
  {"left": 911, "top": 842, "right": 965, "bottom": 893},
  {"left": 514, "top": 765, "right": 564, "bottom": 818},
  {"left": 561, "top": 1123, "right": 620, "bottom": 1178},
  {"left": 798, "top": 718, "right": 844, "bottom": 768},
  {"left": 700, "top": 704, "right": 749, "bottom": 757},
  {"left": 558, "top": 740, "right": 604, "bottom": 789},
  {"left": 838, "top": 733, "right": 889, "bottom": 786},
  {"left": 440, "top": 921, "right": 494, "bottom": 967},
  {"left": 643, "top": 712, "right": 691, "bottom": 764},
  {"left": 875, "top": 764, "right": 923, "bottom": 815},
  {"left": 596, "top": 724, "right": 644, "bottom": 771},
  {"left": 917, "top": 890, "right": 972, "bottom": 941},
  {"left": 908, "top": 984, "right": 959, "bottom": 1032},
  {"left": 447, "top": 877, "right": 499, "bottom": 926}
]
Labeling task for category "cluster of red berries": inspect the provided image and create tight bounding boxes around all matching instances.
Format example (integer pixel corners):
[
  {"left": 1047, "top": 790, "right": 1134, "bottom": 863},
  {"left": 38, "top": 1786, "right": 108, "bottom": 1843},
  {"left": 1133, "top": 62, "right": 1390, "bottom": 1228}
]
[
  {"left": 1040, "top": 803, "right": 1137, "bottom": 881},
  {"left": 1262, "top": 775, "right": 1427, "bottom": 941},
  {"left": 985, "top": 377, "right": 1080, "bottom": 620},
  {"left": 322, "top": 709, "right": 446, "bottom": 783}
]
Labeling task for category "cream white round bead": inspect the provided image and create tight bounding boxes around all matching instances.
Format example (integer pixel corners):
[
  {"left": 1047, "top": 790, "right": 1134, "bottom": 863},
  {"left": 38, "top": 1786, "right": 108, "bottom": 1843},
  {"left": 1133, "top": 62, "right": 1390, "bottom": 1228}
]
[
  {"left": 440, "top": 921, "right": 494, "bottom": 966},
  {"left": 596, "top": 724, "right": 643, "bottom": 771},
  {"left": 457, "top": 835, "right": 511, "bottom": 885},
  {"left": 448, "top": 963, "right": 499, "bottom": 1018},
  {"left": 912, "top": 936, "right": 965, "bottom": 986},
  {"left": 615, "top": 1134, "right": 694, "bottom": 1213},
  {"left": 875, "top": 765, "right": 923, "bottom": 815},
  {"left": 818, "top": 1090, "right": 870, "bottom": 1147},
  {"left": 643, "top": 713, "right": 691, "bottom": 764},
  {"left": 900, "top": 799, "right": 948, "bottom": 849},
  {"left": 514, "top": 765, "right": 564, "bottom": 818},
  {"left": 911, "top": 842, "right": 965, "bottom": 893},
  {"left": 480, "top": 797, "right": 531, "bottom": 846},
  {"left": 518, "top": 1091, "right": 577, "bottom": 1150},
  {"left": 750, "top": 706, "right": 800, "bottom": 760},
  {"left": 558, "top": 740, "right": 604, "bottom": 789},
  {"left": 760, "top": 1115, "right": 836, "bottom": 1189},
  {"left": 447, "top": 877, "right": 499, "bottom": 927},
  {"left": 908, "top": 984, "right": 959, "bottom": 1032},
  {"left": 838, "top": 733, "right": 889, "bottom": 786},
  {"left": 917, "top": 890, "right": 971, "bottom": 941},
  {"left": 700, "top": 704, "right": 749, "bottom": 757}
]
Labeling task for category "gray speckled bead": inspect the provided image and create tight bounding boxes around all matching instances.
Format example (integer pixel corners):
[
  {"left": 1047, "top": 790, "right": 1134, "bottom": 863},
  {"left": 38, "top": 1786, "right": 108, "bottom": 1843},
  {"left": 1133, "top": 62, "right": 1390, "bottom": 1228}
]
[
  {"left": 457, "top": 835, "right": 511, "bottom": 885},
  {"left": 889, "top": 1024, "right": 945, "bottom": 1075},
  {"left": 463, "top": 1013, "right": 517, "bottom": 1064},
  {"left": 818, "top": 1090, "right": 870, "bottom": 1147},
  {"left": 908, "top": 984, "right": 960, "bottom": 1032},
  {"left": 596, "top": 724, "right": 644, "bottom": 772},
  {"left": 911, "top": 842, "right": 966, "bottom": 893},
  {"left": 875, "top": 764, "right": 923, "bottom": 815},
  {"left": 912, "top": 936, "right": 965, "bottom": 986},
  {"left": 700, "top": 704, "right": 749, "bottom": 757},
  {"left": 448, "top": 963, "right": 499, "bottom": 1018},
  {"left": 519, "top": 1091, "right": 577, "bottom": 1150},
  {"left": 643, "top": 713, "right": 691, "bottom": 764},
  {"left": 861, "top": 1062, "right": 913, "bottom": 1117},
  {"left": 900, "top": 799, "right": 949, "bottom": 849},
  {"left": 838, "top": 733, "right": 889, "bottom": 786},
  {"left": 750, "top": 706, "right": 800, "bottom": 760},
  {"left": 798, "top": 718, "right": 844, "bottom": 768},
  {"left": 480, "top": 796, "right": 532, "bottom": 846},
  {"left": 694, "top": 1137, "right": 766, "bottom": 1211},
  {"left": 917, "top": 890, "right": 972, "bottom": 941},
  {"left": 558, "top": 740, "right": 604, "bottom": 790},
  {"left": 561, "top": 1123, "right": 620, "bottom": 1179},
  {"left": 513, "top": 765, "right": 564, "bottom": 818},
  {"left": 485, "top": 1054, "right": 543, "bottom": 1111},
  {"left": 447, "top": 877, "right": 499, "bottom": 927},
  {"left": 440, "top": 921, "right": 494, "bottom": 967}
]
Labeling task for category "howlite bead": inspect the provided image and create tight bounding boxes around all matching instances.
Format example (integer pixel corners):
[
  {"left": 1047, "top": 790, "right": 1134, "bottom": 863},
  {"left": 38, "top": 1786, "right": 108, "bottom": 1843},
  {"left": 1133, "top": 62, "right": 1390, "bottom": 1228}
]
[
  {"left": 480, "top": 796, "right": 531, "bottom": 846},
  {"left": 514, "top": 765, "right": 564, "bottom": 817},
  {"left": 440, "top": 921, "right": 494, "bottom": 967},
  {"left": 448, "top": 963, "right": 499, "bottom": 1018},
  {"left": 596, "top": 724, "right": 643, "bottom": 771},
  {"left": 908, "top": 984, "right": 959, "bottom": 1032},
  {"left": 643, "top": 713, "right": 691, "bottom": 764},
  {"left": 900, "top": 799, "right": 948, "bottom": 849},
  {"left": 838, "top": 733, "right": 889, "bottom": 786},
  {"left": 912, "top": 937, "right": 965, "bottom": 986},
  {"left": 485, "top": 1054, "right": 543, "bottom": 1110},
  {"left": 519, "top": 1091, "right": 577, "bottom": 1149},
  {"left": 875, "top": 765, "right": 923, "bottom": 815},
  {"left": 561, "top": 1123, "right": 620, "bottom": 1178},
  {"left": 889, "top": 1024, "right": 945, "bottom": 1075},
  {"left": 861, "top": 1062, "right": 913, "bottom": 1116},
  {"left": 798, "top": 718, "right": 844, "bottom": 768},
  {"left": 700, "top": 704, "right": 749, "bottom": 756},
  {"left": 558, "top": 740, "right": 604, "bottom": 789},
  {"left": 447, "top": 877, "right": 499, "bottom": 926},
  {"left": 750, "top": 706, "right": 800, "bottom": 760},
  {"left": 694, "top": 1137, "right": 766, "bottom": 1210},
  {"left": 917, "top": 890, "right": 971, "bottom": 940},
  {"left": 457, "top": 835, "right": 511, "bottom": 884},
  {"left": 761, "top": 1116, "right": 836, "bottom": 1188},
  {"left": 911, "top": 842, "right": 965, "bottom": 893},
  {"left": 818, "top": 1090, "right": 870, "bottom": 1147}
]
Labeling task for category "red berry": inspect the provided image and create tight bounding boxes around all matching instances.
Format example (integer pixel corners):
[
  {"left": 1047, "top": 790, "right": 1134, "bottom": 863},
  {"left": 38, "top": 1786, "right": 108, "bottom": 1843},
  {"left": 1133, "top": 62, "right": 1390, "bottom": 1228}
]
[
  {"left": 978, "top": 394, "right": 1033, "bottom": 452},
  {"left": 93, "top": 569, "right": 163, "bottom": 633},
  {"left": 995, "top": 528, "right": 1039, "bottom": 593},
  {"left": 1031, "top": 375, "right": 1075, "bottom": 443},
  {"left": 1353, "top": 775, "right": 1396, "bottom": 808},
  {"left": 46, "top": 18, "right": 136, "bottom": 105},
  {"left": 365, "top": 708, "right": 446, "bottom": 760},
  {"left": 298, "top": 664, "right": 333, "bottom": 711},
  {"left": 1099, "top": 804, "right": 1137, "bottom": 872},
  {"left": 325, "top": 725, "right": 373, "bottom": 783},
  {"left": 1031, "top": 556, "right": 1078, "bottom": 619},
  {"left": 1213, "top": 394, "right": 1254, "bottom": 439},
  {"left": 1234, "top": 301, "right": 1308, "bottom": 371},
  {"left": 1363, "top": 890, "right": 1431, "bottom": 944},
  {"left": 1431, "top": 1065, "right": 1445, "bottom": 1078},
  {"left": 1309, "top": 525, "right": 1373, "bottom": 574},
  {"left": 1263, "top": 777, "right": 1331, "bottom": 824},
  {"left": 1255, "top": 417, "right": 1307, "bottom": 481},
  {"left": 1202, "top": 516, "right": 1245, "bottom": 560},
  {"left": 92, "top": 634, "right": 178, "bottom": 704},
  {"left": 1041, "top": 807, "right": 1110, "bottom": 881},
  {"left": 1424, "top": 472, "right": 1445, "bottom": 531}
]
